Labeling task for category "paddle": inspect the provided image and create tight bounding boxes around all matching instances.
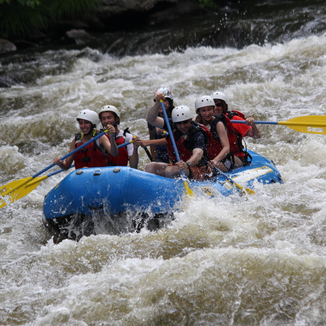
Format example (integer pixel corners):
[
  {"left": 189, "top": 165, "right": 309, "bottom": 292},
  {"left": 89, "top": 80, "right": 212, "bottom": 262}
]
[
  {"left": 9, "top": 165, "right": 75, "bottom": 204},
  {"left": 0, "top": 128, "right": 117, "bottom": 208},
  {"left": 212, "top": 166, "right": 255, "bottom": 195},
  {"left": 141, "top": 145, "right": 153, "bottom": 162},
  {"left": 160, "top": 100, "right": 194, "bottom": 196},
  {"left": 0, "top": 140, "right": 134, "bottom": 208},
  {"left": 230, "top": 115, "right": 326, "bottom": 135}
]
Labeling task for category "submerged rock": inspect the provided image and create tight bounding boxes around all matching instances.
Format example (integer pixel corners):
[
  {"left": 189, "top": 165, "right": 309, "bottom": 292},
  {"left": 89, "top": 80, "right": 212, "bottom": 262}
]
[
  {"left": 98, "top": 0, "right": 178, "bottom": 16},
  {"left": 66, "top": 29, "right": 93, "bottom": 44},
  {"left": 0, "top": 39, "right": 17, "bottom": 54}
]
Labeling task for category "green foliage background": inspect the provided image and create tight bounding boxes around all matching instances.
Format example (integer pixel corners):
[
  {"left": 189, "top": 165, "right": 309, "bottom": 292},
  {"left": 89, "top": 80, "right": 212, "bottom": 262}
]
[
  {"left": 0, "top": 0, "right": 100, "bottom": 39},
  {"left": 198, "top": 0, "right": 218, "bottom": 9}
]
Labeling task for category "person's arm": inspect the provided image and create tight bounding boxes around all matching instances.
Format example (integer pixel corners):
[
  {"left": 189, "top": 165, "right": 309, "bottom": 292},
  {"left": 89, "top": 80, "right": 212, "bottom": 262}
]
[
  {"left": 99, "top": 126, "right": 118, "bottom": 157},
  {"left": 128, "top": 137, "right": 140, "bottom": 169},
  {"left": 148, "top": 128, "right": 157, "bottom": 159},
  {"left": 141, "top": 138, "right": 168, "bottom": 147},
  {"left": 146, "top": 94, "right": 165, "bottom": 128},
  {"left": 53, "top": 139, "right": 75, "bottom": 170},
  {"left": 175, "top": 148, "right": 204, "bottom": 171},
  {"left": 244, "top": 117, "right": 261, "bottom": 139},
  {"left": 211, "top": 122, "right": 230, "bottom": 165},
  {"left": 188, "top": 148, "right": 204, "bottom": 166}
]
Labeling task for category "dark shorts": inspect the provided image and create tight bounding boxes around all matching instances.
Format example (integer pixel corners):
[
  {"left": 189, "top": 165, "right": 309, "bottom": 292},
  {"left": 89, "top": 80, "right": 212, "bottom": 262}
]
[
  {"left": 154, "top": 157, "right": 170, "bottom": 163},
  {"left": 155, "top": 150, "right": 170, "bottom": 163}
]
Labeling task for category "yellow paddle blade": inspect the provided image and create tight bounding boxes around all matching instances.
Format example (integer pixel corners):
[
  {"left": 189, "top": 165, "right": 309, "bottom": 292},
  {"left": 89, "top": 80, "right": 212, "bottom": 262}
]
[
  {"left": 183, "top": 180, "right": 194, "bottom": 197},
  {"left": 280, "top": 115, "right": 326, "bottom": 134},
  {"left": 0, "top": 177, "right": 34, "bottom": 197},
  {"left": 13, "top": 176, "right": 48, "bottom": 202},
  {"left": 0, "top": 176, "right": 33, "bottom": 208}
]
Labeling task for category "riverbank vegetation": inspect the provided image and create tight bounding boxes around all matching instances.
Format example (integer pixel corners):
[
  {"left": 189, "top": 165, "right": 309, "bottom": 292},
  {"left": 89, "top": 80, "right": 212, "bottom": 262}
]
[{"left": 0, "top": 0, "right": 100, "bottom": 39}]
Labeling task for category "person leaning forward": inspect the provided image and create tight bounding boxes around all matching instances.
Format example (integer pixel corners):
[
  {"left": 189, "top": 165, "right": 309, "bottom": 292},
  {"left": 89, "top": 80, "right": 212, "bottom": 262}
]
[{"left": 145, "top": 92, "right": 210, "bottom": 181}]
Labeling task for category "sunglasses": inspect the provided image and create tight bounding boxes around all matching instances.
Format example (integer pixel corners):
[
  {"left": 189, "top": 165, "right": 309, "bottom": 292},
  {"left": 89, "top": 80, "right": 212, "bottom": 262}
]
[
  {"left": 215, "top": 102, "right": 223, "bottom": 107},
  {"left": 175, "top": 119, "right": 191, "bottom": 126}
]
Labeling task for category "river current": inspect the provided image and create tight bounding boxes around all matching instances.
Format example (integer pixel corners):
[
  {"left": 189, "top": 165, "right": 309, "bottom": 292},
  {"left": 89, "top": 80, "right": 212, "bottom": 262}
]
[{"left": 1, "top": 1, "right": 326, "bottom": 325}]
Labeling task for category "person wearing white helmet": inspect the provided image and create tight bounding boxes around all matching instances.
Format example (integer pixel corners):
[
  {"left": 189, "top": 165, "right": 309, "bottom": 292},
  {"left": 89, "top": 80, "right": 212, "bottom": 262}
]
[
  {"left": 53, "top": 109, "right": 118, "bottom": 170},
  {"left": 146, "top": 92, "right": 210, "bottom": 180},
  {"left": 194, "top": 95, "right": 233, "bottom": 172},
  {"left": 210, "top": 90, "right": 261, "bottom": 139},
  {"left": 98, "top": 105, "right": 140, "bottom": 169},
  {"left": 207, "top": 90, "right": 261, "bottom": 166},
  {"left": 210, "top": 91, "right": 229, "bottom": 115},
  {"left": 141, "top": 87, "right": 175, "bottom": 163}
]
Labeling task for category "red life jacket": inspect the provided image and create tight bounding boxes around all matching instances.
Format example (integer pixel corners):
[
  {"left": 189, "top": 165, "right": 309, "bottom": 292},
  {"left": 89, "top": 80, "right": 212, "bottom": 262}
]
[
  {"left": 205, "top": 115, "right": 228, "bottom": 160},
  {"left": 226, "top": 110, "right": 246, "bottom": 120},
  {"left": 224, "top": 112, "right": 246, "bottom": 159},
  {"left": 166, "top": 121, "right": 211, "bottom": 166},
  {"left": 74, "top": 132, "right": 109, "bottom": 169},
  {"left": 106, "top": 134, "right": 129, "bottom": 166}
]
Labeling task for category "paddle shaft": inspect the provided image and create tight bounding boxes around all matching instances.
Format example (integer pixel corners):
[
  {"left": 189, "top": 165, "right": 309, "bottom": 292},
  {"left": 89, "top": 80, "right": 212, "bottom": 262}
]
[
  {"left": 1, "top": 129, "right": 118, "bottom": 198},
  {"left": 231, "top": 118, "right": 326, "bottom": 127},
  {"left": 142, "top": 146, "right": 153, "bottom": 161},
  {"left": 230, "top": 115, "right": 326, "bottom": 135},
  {"left": 231, "top": 120, "right": 277, "bottom": 125},
  {"left": 26, "top": 140, "right": 132, "bottom": 186},
  {"left": 0, "top": 133, "right": 132, "bottom": 207},
  {"left": 213, "top": 166, "right": 255, "bottom": 195},
  {"left": 33, "top": 128, "right": 111, "bottom": 179},
  {"left": 230, "top": 120, "right": 308, "bottom": 125},
  {"left": 159, "top": 100, "right": 194, "bottom": 197},
  {"left": 159, "top": 101, "right": 182, "bottom": 170}
]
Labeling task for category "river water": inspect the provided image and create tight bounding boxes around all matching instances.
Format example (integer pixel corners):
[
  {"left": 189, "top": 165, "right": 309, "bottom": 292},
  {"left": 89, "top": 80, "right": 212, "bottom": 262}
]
[{"left": 1, "top": 1, "right": 326, "bottom": 325}]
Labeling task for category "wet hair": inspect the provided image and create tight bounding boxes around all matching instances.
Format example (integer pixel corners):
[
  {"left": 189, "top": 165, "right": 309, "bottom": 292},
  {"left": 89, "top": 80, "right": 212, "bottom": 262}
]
[
  {"left": 221, "top": 101, "right": 228, "bottom": 113},
  {"left": 195, "top": 114, "right": 203, "bottom": 123}
]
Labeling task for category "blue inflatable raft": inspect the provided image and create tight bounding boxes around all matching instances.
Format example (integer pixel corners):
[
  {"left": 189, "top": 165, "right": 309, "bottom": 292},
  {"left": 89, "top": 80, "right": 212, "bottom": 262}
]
[{"left": 42, "top": 150, "right": 282, "bottom": 236}]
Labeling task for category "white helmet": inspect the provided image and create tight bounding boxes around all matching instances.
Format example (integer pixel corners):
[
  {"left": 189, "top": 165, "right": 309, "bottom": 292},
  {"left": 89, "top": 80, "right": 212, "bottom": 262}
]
[
  {"left": 98, "top": 105, "right": 120, "bottom": 124},
  {"left": 76, "top": 109, "right": 99, "bottom": 126},
  {"left": 172, "top": 105, "right": 192, "bottom": 123},
  {"left": 210, "top": 91, "right": 229, "bottom": 106},
  {"left": 195, "top": 95, "right": 215, "bottom": 113},
  {"left": 153, "top": 87, "right": 174, "bottom": 101}
]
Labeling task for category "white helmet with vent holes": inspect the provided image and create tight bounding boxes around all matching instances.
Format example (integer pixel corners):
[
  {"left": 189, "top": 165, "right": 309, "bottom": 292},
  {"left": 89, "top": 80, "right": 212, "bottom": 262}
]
[
  {"left": 76, "top": 109, "right": 99, "bottom": 126},
  {"left": 98, "top": 105, "right": 120, "bottom": 124},
  {"left": 210, "top": 91, "right": 229, "bottom": 105},
  {"left": 172, "top": 105, "right": 192, "bottom": 123},
  {"left": 195, "top": 95, "right": 215, "bottom": 113}
]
